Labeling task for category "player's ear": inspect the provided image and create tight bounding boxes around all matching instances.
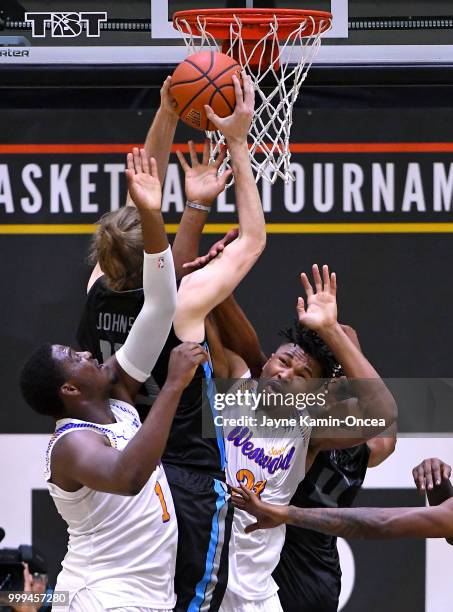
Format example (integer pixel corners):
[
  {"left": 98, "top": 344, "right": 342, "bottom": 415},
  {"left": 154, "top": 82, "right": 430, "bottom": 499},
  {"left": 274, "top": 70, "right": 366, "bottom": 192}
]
[{"left": 60, "top": 382, "right": 81, "bottom": 398}]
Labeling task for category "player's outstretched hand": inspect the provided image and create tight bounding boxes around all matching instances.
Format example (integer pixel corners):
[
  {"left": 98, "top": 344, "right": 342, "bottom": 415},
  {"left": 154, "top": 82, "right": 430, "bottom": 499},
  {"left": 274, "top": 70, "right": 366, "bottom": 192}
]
[
  {"left": 160, "top": 75, "right": 178, "bottom": 117},
  {"left": 176, "top": 139, "right": 233, "bottom": 206},
  {"left": 183, "top": 227, "right": 239, "bottom": 270},
  {"left": 204, "top": 71, "right": 254, "bottom": 144},
  {"left": 412, "top": 458, "right": 452, "bottom": 492},
  {"left": 297, "top": 264, "right": 338, "bottom": 332},
  {"left": 167, "top": 342, "right": 208, "bottom": 390},
  {"left": 126, "top": 147, "right": 162, "bottom": 212},
  {"left": 231, "top": 484, "right": 287, "bottom": 533}
]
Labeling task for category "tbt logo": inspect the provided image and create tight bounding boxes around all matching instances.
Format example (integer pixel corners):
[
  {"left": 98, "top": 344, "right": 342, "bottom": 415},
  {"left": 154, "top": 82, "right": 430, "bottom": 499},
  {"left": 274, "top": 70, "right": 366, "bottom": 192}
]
[{"left": 25, "top": 12, "right": 107, "bottom": 38}]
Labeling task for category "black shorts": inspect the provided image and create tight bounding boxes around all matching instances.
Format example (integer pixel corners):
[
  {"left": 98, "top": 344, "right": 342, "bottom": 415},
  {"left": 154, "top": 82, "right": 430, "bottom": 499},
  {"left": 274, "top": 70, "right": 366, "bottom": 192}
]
[
  {"left": 163, "top": 463, "right": 233, "bottom": 612},
  {"left": 273, "top": 530, "right": 341, "bottom": 612}
]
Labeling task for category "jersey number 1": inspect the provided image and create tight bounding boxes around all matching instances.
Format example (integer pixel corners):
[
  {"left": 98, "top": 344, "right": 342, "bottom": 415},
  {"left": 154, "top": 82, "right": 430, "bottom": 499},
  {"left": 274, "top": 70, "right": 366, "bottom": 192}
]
[{"left": 154, "top": 482, "right": 170, "bottom": 523}]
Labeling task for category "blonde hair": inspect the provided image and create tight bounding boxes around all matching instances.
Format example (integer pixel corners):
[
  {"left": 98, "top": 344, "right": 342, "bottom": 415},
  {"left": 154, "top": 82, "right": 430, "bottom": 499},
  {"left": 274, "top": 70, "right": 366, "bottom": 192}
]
[{"left": 89, "top": 207, "right": 143, "bottom": 291}]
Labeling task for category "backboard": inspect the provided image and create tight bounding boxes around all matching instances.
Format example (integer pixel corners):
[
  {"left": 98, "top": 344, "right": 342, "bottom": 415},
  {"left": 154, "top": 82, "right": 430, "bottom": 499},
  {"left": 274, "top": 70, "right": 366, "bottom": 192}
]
[{"left": 1, "top": 1, "right": 452, "bottom": 68}]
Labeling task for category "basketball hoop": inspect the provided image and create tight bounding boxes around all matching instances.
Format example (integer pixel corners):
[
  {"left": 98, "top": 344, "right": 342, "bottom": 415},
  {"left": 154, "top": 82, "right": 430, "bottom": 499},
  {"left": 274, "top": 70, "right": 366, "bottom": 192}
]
[{"left": 173, "top": 9, "right": 332, "bottom": 184}]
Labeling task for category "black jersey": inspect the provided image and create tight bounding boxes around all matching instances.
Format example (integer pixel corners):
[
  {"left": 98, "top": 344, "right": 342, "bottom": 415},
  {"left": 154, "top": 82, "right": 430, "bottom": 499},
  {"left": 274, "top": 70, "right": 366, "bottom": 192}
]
[
  {"left": 76, "top": 276, "right": 225, "bottom": 480},
  {"left": 273, "top": 444, "right": 370, "bottom": 612},
  {"left": 77, "top": 277, "right": 144, "bottom": 363},
  {"left": 76, "top": 277, "right": 156, "bottom": 420},
  {"left": 152, "top": 325, "right": 225, "bottom": 480}
]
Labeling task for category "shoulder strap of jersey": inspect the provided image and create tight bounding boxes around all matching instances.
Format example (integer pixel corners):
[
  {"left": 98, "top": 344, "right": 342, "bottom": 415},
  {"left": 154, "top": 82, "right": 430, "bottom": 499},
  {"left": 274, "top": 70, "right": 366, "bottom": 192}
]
[{"left": 44, "top": 421, "right": 118, "bottom": 481}]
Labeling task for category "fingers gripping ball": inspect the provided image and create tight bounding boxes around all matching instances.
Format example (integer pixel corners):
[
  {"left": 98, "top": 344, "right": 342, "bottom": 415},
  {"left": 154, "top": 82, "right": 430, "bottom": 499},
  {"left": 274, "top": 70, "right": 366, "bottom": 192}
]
[{"left": 170, "top": 50, "right": 241, "bottom": 131}]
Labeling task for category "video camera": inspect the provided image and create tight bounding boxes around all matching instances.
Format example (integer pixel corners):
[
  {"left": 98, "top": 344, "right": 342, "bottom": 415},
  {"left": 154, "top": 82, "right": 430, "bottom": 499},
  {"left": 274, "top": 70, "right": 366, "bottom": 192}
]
[{"left": 0, "top": 545, "right": 47, "bottom": 591}]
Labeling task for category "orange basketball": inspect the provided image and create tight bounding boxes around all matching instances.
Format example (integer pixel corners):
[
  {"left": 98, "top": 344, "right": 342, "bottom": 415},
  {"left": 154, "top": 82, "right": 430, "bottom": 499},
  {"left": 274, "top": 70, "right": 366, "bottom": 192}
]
[{"left": 170, "top": 50, "right": 241, "bottom": 131}]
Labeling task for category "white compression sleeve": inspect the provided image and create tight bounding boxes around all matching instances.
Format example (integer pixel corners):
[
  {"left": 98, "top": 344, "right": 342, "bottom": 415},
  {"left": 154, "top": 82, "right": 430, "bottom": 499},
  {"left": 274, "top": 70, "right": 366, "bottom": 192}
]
[{"left": 115, "top": 245, "right": 176, "bottom": 382}]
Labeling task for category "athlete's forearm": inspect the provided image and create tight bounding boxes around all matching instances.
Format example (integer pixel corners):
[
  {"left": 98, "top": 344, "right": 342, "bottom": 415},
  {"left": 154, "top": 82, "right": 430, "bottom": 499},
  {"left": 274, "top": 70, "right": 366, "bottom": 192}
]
[
  {"left": 212, "top": 294, "right": 266, "bottom": 377},
  {"left": 285, "top": 504, "right": 453, "bottom": 540},
  {"left": 139, "top": 209, "right": 169, "bottom": 254},
  {"left": 318, "top": 323, "right": 397, "bottom": 427},
  {"left": 229, "top": 141, "right": 266, "bottom": 251},
  {"left": 172, "top": 206, "right": 210, "bottom": 280},
  {"left": 172, "top": 142, "right": 265, "bottom": 341},
  {"left": 143, "top": 106, "right": 178, "bottom": 186},
  {"left": 286, "top": 506, "right": 398, "bottom": 538},
  {"left": 367, "top": 430, "right": 397, "bottom": 468},
  {"left": 116, "top": 247, "right": 176, "bottom": 383},
  {"left": 318, "top": 323, "right": 379, "bottom": 380},
  {"left": 125, "top": 107, "right": 178, "bottom": 207},
  {"left": 115, "top": 381, "right": 183, "bottom": 493}
]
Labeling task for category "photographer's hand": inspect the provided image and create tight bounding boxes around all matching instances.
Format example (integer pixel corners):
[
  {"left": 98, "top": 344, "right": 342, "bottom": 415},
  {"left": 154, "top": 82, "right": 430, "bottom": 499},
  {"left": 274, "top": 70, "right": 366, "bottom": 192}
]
[{"left": 10, "top": 563, "right": 43, "bottom": 612}]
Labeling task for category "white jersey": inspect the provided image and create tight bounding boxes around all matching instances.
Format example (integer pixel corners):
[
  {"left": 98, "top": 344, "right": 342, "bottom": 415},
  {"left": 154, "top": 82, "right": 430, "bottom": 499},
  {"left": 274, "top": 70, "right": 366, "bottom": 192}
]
[
  {"left": 45, "top": 399, "right": 177, "bottom": 610},
  {"left": 224, "top": 378, "right": 311, "bottom": 601}
]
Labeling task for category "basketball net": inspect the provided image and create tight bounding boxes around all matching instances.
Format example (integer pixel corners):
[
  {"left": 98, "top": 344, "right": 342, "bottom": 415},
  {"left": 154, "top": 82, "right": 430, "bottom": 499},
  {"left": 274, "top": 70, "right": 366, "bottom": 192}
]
[{"left": 174, "top": 12, "right": 332, "bottom": 184}]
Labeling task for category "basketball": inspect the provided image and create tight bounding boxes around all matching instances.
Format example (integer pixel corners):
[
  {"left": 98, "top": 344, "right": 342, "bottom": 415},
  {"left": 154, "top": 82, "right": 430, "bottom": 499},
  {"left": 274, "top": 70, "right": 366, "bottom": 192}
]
[{"left": 170, "top": 50, "right": 241, "bottom": 131}]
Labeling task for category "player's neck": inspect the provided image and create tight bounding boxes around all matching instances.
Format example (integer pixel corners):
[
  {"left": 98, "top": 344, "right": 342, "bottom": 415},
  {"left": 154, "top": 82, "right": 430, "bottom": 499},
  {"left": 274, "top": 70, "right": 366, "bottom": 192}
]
[{"left": 68, "top": 396, "right": 116, "bottom": 425}]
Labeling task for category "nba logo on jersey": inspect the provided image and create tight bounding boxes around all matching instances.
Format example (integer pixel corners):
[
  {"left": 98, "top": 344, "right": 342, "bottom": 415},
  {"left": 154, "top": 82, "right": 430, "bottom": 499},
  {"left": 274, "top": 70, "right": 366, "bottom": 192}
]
[{"left": 158, "top": 257, "right": 165, "bottom": 269}]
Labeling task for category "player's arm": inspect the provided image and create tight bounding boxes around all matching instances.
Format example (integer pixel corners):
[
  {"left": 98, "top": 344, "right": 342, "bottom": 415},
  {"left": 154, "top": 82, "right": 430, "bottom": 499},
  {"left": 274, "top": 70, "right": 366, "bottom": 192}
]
[
  {"left": 205, "top": 315, "right": 230, "bottom": 378},
  {"left": 51, "top": 343, "right": 208, "bottom": 495},
  {"left": 211, "top": 294, "right": 267, "bottom": 378},
  {"left": 367, "top": 425, "right": 397, "bottom": 467},
  {"left": 298, "top": 265, "right": 397, "bottom": 453},
  {"left": 205, "top": 315, "right": 250, "bottom": 378},
  {"left": 317, "top": 325, "right": 397, "bottom": 463},
  {"left": 231, "top": 484, "right": 453, "bottom": 540},
  {"left": 86, "top": 78, "right": 178, "bottom": 292},
  {"left": 180, "top": 230, "right": 266, "bottom": 374},
  {"left": 127, "top": 75, "right": 178, "bottom": 202},
  {"left": 103, "top": 148, "right": 176, "bottom": 401},
  {"left": 174, "top": 72, "right": 266, "bottom": 343},
  {"left": 171, "top": 140, "right": 232, "bottom": 279},
  {"left": 182, "top": 228, "right": 239, "bottom": 272}
]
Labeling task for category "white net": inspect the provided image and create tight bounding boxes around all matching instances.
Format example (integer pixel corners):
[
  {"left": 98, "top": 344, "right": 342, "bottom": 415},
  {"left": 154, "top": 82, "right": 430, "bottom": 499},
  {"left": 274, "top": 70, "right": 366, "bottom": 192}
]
[{"left": 174, "top": 12, "right": 332, "bottom": 184}]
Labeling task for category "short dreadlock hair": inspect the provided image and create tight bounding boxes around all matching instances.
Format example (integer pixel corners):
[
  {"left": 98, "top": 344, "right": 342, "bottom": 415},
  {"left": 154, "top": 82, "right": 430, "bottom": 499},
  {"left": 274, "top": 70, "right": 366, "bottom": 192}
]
[
  {"left": 19, "top": 343, "right": 66, "bottom": 417},
  {"left": 279, "top": 322, "right": 342, "bottom": 379}
]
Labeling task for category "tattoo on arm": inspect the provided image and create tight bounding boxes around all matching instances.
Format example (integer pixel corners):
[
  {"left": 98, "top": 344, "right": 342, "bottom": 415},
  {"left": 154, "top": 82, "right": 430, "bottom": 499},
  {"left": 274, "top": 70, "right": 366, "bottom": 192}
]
[
  {"left": 287, "top": 501, "right": 453, "bottom": 540},
  {"left": 287, "top": 506, "right": 397, "bottom": 539}
]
